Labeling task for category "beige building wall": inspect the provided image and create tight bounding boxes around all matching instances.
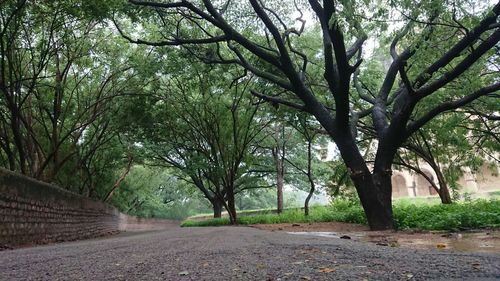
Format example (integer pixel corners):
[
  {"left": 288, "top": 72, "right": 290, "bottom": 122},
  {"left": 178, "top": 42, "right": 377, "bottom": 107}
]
[
  {"left": 475, "top": 165, "right": 499, "bottom": 192},
  {"left": 391, "top": 163, "right": 499, "bottom": 199}
]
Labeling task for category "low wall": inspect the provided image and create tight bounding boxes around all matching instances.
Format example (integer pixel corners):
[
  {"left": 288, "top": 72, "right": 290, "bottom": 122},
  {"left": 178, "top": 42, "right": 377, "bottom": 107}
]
[{"left": 0, "top": 168, "right": 174, "bottom": 249}]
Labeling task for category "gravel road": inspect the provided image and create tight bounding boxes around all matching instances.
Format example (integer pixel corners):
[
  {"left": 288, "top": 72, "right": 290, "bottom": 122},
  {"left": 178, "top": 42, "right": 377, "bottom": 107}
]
[{"left": 0, "top": 225, "right": 499, "bottom": 281}]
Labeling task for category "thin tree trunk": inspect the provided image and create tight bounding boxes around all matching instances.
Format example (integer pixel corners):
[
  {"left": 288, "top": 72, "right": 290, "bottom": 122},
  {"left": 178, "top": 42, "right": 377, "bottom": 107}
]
[
  {"left": 0, "top": 139, "right": 16, "bottom": 171},
  {"left": 434, "top": 166, "right": 452, "bottom": 204},
  {"left": 104, "top": 155, "right": 133, "bottom": 202},
  {"left": 273, "top": 121, "right": 285, "bottom": 214},
  {"left": 304, "top": 178, "right": 315, "bottom": 216},
  {"left": 49, "top": 50, "right": 64, "bottom": 182},
  {"left": 304, "top": 141, "right": 315, "bottom": 216},
  {"left": 10, "top": 113, "right": 26, "bottom": 174},
  {"left": 276, "top": 159, "right": 284, "bottom": 213}
]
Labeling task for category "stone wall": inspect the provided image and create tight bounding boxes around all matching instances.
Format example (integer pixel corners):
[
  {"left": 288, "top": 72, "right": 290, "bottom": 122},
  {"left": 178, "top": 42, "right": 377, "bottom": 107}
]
[{"left": 0, "top": 168, "right": 174, "bottom": 249}]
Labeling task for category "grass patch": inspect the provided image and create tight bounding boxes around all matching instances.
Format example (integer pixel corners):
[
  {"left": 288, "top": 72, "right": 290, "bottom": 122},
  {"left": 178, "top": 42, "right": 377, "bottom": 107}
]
[
  {"left": 181, "top": 199, "right": 500, "bottom": 231},
  {"left": 394, "top": 199, "right": 500, "bottom": 230},
  {"left": 181, "top": 217, "right": 232, "bottom": 227}
]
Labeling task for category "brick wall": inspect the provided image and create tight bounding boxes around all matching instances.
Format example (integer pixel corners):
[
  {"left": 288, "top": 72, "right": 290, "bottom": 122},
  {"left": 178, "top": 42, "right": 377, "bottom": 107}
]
[{"left": 0, "top": 168, "right": 174, "bottom": 249}]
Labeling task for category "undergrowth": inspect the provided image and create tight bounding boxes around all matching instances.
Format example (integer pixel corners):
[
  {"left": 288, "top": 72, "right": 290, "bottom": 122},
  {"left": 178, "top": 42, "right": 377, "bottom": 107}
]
[{"left": 181, "top": 199, "right": 500, "bottom": 231}]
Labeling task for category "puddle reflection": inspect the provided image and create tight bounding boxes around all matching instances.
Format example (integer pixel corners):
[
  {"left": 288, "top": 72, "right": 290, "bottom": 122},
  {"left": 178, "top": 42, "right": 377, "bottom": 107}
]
[{"left": 287, "top": 231, "right": 500, "bottom": 253}]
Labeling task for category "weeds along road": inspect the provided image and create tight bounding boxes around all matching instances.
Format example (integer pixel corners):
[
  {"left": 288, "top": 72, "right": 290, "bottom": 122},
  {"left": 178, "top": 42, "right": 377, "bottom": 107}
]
[{"left": 0, "top": 225, "right": 499, "bottom": 281}]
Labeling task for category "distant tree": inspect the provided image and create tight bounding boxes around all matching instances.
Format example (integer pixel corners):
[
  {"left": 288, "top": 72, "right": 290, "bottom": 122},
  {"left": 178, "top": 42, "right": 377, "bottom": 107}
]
[
  {"left": 286, "top": 113, "right": 324, "bottom": 216},
  {"left": 130, "top": 61, "right": 269, "bottom": 223}
]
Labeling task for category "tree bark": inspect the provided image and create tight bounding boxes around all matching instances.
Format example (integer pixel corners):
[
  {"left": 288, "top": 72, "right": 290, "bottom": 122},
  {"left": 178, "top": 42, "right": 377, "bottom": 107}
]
[
  {"left": 104, "top": 155, "right": 133, "bottom": 202},
  {"left": 434, "top": 166, "right": 452, "bottom": 204},
  {"left": 304, "top": 140, "right": 315, "bottom": 216},
  {"left": 273, "top": 121, "right": 286, "bottom": 214},
  {"left": 352, "top": 172, "right": 394, "bottom": 230},
  {"left": 226, "top": 186, "right": 237, "bottom": 224},
  {"left": 276, "top": 160, "right": 284, "bottom": 214},
  {"left": 304, "top": 179, "right": 314, "bottom": 216},
  {"left": 212, "top": 199, "right": 223, "bottom": 218}
]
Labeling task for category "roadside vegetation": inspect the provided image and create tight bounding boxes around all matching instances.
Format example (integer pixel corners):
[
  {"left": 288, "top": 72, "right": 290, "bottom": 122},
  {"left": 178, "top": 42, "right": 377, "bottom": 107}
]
[{"left": 181, "top": 199, "right": 500, "bottom": 231}]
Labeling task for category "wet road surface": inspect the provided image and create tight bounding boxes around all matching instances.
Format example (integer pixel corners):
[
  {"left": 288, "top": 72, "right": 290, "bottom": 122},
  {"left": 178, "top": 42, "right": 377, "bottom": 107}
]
[{"left": 0, "top": 225, "right": 499, "bottom": 280}]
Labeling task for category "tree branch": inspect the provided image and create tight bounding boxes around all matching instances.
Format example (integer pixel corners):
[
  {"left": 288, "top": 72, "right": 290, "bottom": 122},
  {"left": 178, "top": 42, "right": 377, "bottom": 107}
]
[{"left": 408, "top": 82, "right": 500, "bottom": 135}]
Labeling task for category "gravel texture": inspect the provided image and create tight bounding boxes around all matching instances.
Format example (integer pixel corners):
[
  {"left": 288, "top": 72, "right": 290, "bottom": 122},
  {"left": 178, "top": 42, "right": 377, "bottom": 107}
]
[{"left": 0, "top": 225, "right": 499, "bottom": 281}]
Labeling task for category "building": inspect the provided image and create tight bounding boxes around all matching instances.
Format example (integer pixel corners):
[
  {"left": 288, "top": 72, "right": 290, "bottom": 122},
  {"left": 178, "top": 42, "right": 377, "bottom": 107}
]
[{"left": 391, "top": 163, "right": 499, "bottom": 199}]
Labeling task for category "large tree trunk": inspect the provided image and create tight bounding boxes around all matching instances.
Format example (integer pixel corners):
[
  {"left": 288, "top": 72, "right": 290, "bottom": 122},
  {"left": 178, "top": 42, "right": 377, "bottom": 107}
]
[
  {"left": 352, "top": 171, "right": 394, "bottom": 230},
  {"left": 226, "top": 186, "right": 237, "bottom": 224},
  {"left": 333, "top": 128, "right": 396, "bottom": 230},
  {"left": 212, "top": 199, "right": 223, "bottom": 218}
]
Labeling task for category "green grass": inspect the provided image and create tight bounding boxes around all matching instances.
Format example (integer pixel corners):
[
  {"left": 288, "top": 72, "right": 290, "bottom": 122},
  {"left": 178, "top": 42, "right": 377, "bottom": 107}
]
[
  {"left": 394, "top": 199, "right": 500, "bottom": 230},
  {"left": 181, "top": 199, "right": 500, "bottom": 231}
]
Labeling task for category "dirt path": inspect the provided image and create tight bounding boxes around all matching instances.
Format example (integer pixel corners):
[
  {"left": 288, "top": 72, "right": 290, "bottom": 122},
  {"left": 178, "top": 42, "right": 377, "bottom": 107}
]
[{"left": 0, "top": 224, "right": 498, "bottom": 280}]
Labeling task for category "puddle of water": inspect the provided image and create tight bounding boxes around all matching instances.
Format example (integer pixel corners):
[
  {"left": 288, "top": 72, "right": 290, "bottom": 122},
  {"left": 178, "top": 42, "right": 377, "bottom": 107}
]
[
  {"left": 287, "top": 232, "right": 340, "bottom": 238},
  {"left": 286, "top": 231, "right": 500, "bottom": 254},
  {"left": 393, "top": 232, "right": 500, "bottom": 253}
]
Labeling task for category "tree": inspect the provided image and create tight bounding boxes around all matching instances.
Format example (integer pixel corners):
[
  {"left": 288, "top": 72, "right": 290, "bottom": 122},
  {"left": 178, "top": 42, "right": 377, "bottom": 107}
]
[
  {"left": 0, "top": 0, "right": 150, "bottom": 200},
  {"left": 130, "top": 61, "right": 269, "bottom": 223},
  {"left": 286, "top": 113, "right": 323, "bottom": 216},
  {"left": 120, "top": 0, "right": 500, "bottom": 229},
  {"left": 110, "top": 166, "right": 213, "bottom": 219},
  {"left": 397, "top": 105, "right": 499, "bottom": 203},
  {"left": 271, "top": 119, "right": 287, "bottom": 214}
]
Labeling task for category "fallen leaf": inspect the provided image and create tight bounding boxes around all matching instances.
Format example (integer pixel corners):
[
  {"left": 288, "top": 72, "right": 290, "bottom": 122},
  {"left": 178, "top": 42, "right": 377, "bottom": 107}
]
[
  {"left": 179, "top": 271, "right": 189, "bottom": 276},
  {"left": 301, "top": 276, "right": 312, "bottom": 280},
  {"left": 319, "top": 267, "right": 336, "bottom": 273},
  {"left": 203, "top": 262, "right": 209, "bottom": 267},
  {"left": 284, "top": 272, "right": 294, "bottom": 277},
  {"left": 256, "top": 263, "right": 267, "bottom": 269},
  {"left": 436, "top": 243, "right": 446, "bottom": 249},
  {"left": 292, "top": 261, "right": 304, "bottom": 265}
]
